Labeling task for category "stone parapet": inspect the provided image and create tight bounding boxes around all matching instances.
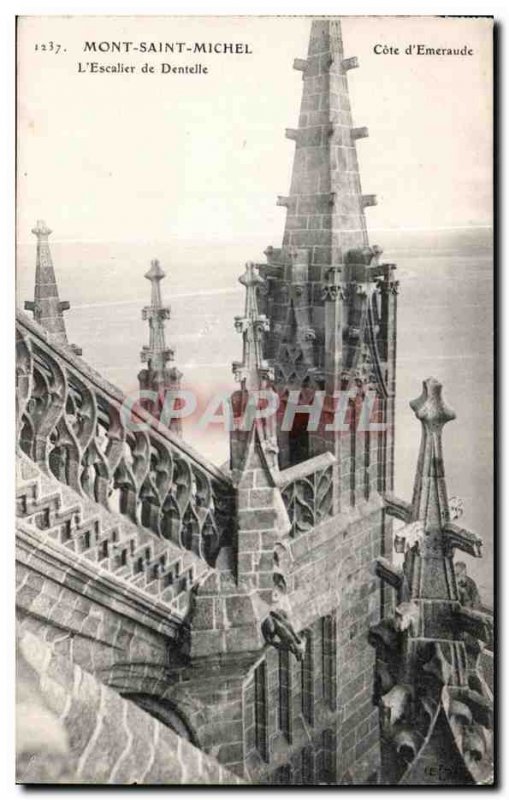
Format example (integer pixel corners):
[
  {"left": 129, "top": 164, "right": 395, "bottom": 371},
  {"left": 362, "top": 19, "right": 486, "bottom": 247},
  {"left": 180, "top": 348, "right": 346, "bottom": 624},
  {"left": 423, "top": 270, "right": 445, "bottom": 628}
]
[{"left": 16, "top": 312, "right": 233, "bottom": 572}]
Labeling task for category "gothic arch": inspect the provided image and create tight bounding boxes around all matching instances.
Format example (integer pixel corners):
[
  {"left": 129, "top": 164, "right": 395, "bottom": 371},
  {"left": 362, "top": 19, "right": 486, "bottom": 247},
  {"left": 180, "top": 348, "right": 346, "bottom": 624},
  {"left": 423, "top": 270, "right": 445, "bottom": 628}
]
[
  {"left": 121, "top": 693, "right": 196, "bottom": 745},
  {"left": 100, "top": 663, "right": 206, "bottom": 748}
]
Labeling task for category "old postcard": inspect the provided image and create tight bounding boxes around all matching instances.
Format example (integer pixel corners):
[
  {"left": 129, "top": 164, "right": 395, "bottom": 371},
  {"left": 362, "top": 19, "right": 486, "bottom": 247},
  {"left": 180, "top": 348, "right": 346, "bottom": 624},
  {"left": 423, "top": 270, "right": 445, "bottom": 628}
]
[{"left": 15, "top": 15, "right": 494, "bottom": 786}]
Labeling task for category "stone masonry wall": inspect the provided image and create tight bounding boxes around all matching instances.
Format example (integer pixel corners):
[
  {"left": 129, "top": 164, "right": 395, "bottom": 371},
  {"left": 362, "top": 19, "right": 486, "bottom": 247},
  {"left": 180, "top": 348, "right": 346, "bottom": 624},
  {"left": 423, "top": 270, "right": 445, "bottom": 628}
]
[
  {"left": 16, "top": 553, "right": 171, "bottom": 681},
  {"left": 206, "top": 493, "right": 386, "bottom": 785},
  {"left": 17, "top": 630, "right": 243, "bottom": 785}
]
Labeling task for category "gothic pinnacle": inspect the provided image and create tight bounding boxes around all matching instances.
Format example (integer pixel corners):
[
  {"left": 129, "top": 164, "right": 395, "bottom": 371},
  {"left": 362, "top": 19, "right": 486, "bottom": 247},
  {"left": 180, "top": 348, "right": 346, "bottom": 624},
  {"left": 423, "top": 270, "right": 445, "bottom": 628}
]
[
  {"left": 138, "top": 259, "right": 182, "bottom": 434},
  {"left": 24, "top": 220, "right": 81, "bottom": 355},
  {"left": 140, "top": 259, "right": 173, "bottom": 373},
  {"left": 232, "top": 262, "right": 273, "bottom": 392},
  {"left": 410, "top": 377, "right": 456, "bottom": 533},
  {"left": 410, "top": 376, "right": 456, "bottom": 432}
]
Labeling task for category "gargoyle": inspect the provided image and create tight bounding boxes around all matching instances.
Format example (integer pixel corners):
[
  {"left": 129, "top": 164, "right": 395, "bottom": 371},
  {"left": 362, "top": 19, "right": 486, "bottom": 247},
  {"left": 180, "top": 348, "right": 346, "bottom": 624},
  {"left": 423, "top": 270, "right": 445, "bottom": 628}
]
[{"left": 261, "top": 608, "right": 306, "bottom": 661}]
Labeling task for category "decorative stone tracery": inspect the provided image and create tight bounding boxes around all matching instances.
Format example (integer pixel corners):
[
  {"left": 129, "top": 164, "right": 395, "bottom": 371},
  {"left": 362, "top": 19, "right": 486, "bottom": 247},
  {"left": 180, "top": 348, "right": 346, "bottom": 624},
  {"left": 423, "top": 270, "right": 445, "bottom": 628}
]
[{"left": 16, "top": 312, "right": 233, "bottom": 570}]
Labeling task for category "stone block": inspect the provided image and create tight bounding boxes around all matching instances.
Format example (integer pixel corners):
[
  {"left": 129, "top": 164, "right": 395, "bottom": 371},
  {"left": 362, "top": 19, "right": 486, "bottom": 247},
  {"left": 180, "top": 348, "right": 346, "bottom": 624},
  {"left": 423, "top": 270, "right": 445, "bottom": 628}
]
[
  {"left": 192, "top": 597, "right": 215, "bottom": 630},
  {"left": 237, "top": 553, "right": 254, "bottom": 574},
  {"left": 225, "top": 595, "right": 258, "bottom": 627},
  {"left": 79, "top": 690, "right": 129, "bottom": 782},
  {"left": 142, "top": 740, "right": 184, "bottom": 784},
  {"left": 306, "top": 109, "right": 332, "bottom": 127},
  {"left": 289, "top": 172, "right": 320, "bottom": 195},
  {"left": 297, "top": 193, "right": 333, "bottom": 216},
  {"left": 354, "top": 727, "right": 378, "bottom": 760},
  {"left": 191, "top": 629, "right": 225, "bottom": 658},
  {"left": 237, "top": 532, "right": 262, "bottom": 553},
  {"left": 299, "top": 126, "right": 324, "bottom": 147},
  {"left": 254, "top": 551, "right": 274, "bottom": 573},
  {"left": 16, "top": 584, "right": 41, "bottom": 610},
  {"left": 238, "top": 509, "right": 275, "bottom": 531},
  {"left": 249, "top": 488, "right": 274, "bottom": 508},
  {"left": 224, "top": 626, "right": 260, "bottom": 653},
  {"left": 217, "top": 741, "right": 244, "bottom": 765},
  {"left": 300, "top": 92, "right": 321, "bottom": 112}
]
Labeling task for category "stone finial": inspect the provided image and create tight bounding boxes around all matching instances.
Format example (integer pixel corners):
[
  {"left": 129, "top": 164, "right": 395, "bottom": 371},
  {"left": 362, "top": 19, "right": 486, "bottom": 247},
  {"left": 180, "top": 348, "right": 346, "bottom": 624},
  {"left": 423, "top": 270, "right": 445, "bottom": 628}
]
[
  {"left": 409, "top": 377, "right": 456, "bottom": 533},
  {"left": 410, "top": 377, "right": 456, "bottom": 432},
  {"left": 31, "top": 219, "right": 52, "bottom": 238},
  {"left": 144, "top": 258, "right": 166, "bottom": 282},
  {"left": 238, "top": 260, "right": 264, "bottom": 292}
]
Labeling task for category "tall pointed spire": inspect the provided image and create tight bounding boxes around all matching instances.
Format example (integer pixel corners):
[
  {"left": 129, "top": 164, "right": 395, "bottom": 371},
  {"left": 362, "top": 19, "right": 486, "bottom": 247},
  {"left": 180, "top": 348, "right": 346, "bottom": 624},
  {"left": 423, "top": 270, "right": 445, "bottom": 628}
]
[
  {"left": 281, "top": 19, "right": 373, "bottom": 267},
  {"left": 24, "top": 221, "right": 81, "bottom": 355},
  {"left": 138, "top": 259, "right": 182, "bottom": 434},
  {"left": 258, "top": 16, "right": 382, "bottom": 373},
  {"left": 253, "top": 18, "right": 396, "bottom": 477}
]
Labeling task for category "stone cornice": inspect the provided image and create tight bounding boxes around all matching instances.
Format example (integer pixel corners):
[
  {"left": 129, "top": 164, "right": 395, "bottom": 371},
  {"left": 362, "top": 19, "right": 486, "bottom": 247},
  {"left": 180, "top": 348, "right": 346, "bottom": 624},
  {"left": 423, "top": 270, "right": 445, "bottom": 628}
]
[{"left": 16, "top": 520, "right": 183, "bottom": 639}]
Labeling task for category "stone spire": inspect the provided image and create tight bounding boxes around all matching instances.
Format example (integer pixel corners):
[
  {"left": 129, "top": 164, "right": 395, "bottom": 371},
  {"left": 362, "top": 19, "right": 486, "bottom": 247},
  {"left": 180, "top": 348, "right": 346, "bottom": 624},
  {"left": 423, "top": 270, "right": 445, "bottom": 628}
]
[
  {"left": 280, "top": 18, "right": 374, "bottom": 268},
  {"left": 258, "top": 17, "right": 382, "bottom": 373},
  {"left": 232, "top": 262, "right": 273, "bottom": 392},
  {"left": 138, "top": 259, "right": 182, "bottom": 434},
  {"left": 230, "top": 263, "right": 277, "bottom": 472},
  {"left": 370, "top": 379, "right": 493, "bottom": 785},
  {"left": 24, "top": 220, "right": 81, "bottom": 355},
  {"left": 254, "top": 17, "right": 396, "bottom": 478}
]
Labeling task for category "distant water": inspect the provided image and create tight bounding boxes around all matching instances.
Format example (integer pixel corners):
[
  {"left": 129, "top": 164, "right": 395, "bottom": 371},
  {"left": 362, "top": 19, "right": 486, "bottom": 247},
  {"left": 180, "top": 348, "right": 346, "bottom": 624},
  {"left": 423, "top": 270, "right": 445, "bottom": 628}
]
[{"left": 16, "top": 227, "right": 494, "bottom": 603}]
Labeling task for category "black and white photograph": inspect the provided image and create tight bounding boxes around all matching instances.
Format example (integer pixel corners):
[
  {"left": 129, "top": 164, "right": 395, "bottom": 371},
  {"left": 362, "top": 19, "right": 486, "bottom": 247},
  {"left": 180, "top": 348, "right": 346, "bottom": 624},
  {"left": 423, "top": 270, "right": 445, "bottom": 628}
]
[{"left": 14, "top": 12, "right": 494, "bottom": 787}]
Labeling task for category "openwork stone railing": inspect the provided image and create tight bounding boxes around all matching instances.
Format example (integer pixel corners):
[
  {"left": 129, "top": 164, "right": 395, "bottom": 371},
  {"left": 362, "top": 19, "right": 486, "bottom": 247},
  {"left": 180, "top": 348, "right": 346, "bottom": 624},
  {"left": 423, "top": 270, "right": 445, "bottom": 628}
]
[
  {"left": 278, "top": 452, "right": 335, "bottom": 537},
  {"left": 16, "top": 312, "right": 234, "bottom": 568}
]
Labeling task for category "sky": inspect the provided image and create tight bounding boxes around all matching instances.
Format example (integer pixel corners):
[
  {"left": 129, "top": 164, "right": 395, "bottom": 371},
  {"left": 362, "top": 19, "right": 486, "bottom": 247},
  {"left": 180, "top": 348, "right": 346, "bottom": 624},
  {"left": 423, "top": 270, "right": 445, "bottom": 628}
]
[{"left": 17, "top": 15, "right": 493, "bottom": 245}]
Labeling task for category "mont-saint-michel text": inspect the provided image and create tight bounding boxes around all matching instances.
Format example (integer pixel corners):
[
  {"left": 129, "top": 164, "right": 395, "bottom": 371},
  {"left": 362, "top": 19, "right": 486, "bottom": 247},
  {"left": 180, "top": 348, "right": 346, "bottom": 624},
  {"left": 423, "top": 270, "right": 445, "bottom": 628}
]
[
  {"left": 77, "top": 40, "right": 252, "bottom": 75},
  {"left": 82, "top": 41, "right": 253, "bottom": 54}
]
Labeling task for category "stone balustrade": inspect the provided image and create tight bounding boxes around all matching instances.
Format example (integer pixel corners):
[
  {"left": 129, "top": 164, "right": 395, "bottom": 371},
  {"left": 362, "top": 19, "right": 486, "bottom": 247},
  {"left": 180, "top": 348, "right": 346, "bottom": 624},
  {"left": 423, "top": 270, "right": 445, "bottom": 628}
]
[
  {"left": 16, "top": 311, "right": 234, "bottom": 569},
  {"left": 277, "top": 452, "right": 335, "bottom": 537}
]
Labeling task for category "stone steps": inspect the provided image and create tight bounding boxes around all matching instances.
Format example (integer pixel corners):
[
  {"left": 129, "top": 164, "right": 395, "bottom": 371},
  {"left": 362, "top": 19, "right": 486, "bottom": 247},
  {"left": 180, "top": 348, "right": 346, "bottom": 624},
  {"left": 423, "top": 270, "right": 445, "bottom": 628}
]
[{"left": 16, "top": 452, "right": 208, "bottom": 609}]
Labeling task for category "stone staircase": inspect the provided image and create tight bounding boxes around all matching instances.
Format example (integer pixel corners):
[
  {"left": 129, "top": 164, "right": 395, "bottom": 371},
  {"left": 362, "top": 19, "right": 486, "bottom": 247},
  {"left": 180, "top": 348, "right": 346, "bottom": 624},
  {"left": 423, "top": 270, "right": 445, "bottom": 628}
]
[{"left": 16, "top": 452, "right": 210, "bottom": 615}]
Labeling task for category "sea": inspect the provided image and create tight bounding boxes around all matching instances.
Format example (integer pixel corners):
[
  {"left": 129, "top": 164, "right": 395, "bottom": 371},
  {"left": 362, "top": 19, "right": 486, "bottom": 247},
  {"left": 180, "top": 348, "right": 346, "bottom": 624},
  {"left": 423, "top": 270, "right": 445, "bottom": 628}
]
[{"left": 16, "top": 227, "right": 494, "bottom": 604}]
